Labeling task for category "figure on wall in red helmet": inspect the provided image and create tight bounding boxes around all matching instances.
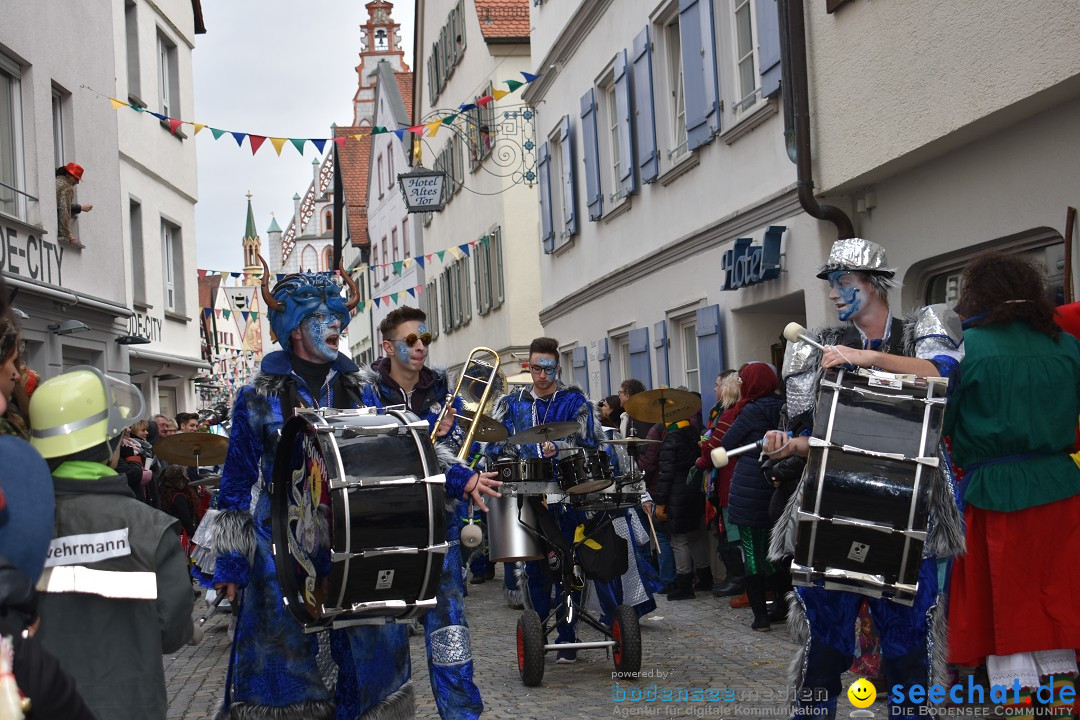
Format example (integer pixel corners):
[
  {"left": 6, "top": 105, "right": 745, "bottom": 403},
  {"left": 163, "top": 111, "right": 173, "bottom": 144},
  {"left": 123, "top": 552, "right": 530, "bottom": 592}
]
[{"left": 55, "top": 162, "right": 93, "bottom": 248}]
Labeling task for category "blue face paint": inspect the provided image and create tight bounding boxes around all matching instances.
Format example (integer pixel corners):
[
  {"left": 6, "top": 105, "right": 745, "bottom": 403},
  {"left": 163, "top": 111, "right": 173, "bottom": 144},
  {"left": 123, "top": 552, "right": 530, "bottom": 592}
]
[
  {"left": 301, "top": 303, "right": 341, "bottom": 362},
  {"left": 828, "top": 271, "right": 863, "bottom": 322},
  {"left": 394, "top": 340, "right": 412, "bottom": 365}
]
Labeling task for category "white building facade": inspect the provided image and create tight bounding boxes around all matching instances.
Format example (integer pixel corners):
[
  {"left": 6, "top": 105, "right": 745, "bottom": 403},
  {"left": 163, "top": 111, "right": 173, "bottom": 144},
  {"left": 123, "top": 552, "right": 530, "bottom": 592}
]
[
  {"left": 115, "top": 0, "right": 207, "bottom": 417},
  {"left": 412, "top": 0, "right": 543, "bottom": 378},
  {"left": 526, "top": 0, "right": 832, "bottom": 401},
  {"left": 367, "top": 61, "right": 423, "bottom": 348},
  {"left": 804, "top": 0, "right": 1080, "bottom": 308},
  {"left": 1, "top": 2, "right": 204, "bottom": 416}
]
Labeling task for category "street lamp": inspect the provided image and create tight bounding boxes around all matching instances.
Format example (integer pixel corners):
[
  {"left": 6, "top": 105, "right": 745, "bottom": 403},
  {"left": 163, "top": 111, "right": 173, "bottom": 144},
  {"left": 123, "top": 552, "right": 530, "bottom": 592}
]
[{"left": 397, "top": 165, "right": 448, "bottom": 213}]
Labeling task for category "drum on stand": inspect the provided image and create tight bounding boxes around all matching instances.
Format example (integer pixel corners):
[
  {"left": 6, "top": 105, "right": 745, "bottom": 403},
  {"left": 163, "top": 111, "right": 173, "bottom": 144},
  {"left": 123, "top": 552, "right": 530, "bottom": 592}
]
[
  {"left": 487, "top": 459, "right": 551, "bottom": 562},
  {"left": 567, "top": 475, "right": 646, "bottom": 514},
  {"left": 556, "top": 448, "right": 615, "bottom": 495},
  {"left": 791, "top": 367, "right": 948, "bottom": 605},
  {"left": 271, "top": 407, "right": 447, "bottom": 631}
]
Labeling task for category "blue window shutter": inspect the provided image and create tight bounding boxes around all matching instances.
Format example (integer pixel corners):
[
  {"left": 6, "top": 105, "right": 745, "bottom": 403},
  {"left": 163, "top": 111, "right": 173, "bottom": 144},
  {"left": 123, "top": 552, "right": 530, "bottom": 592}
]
[
  {"left": 580, "top": 88, "right": 603, "bottom": 221},
  {"left": 628, "top": 327, "right": 652, "bottom": 389},
  {"left": 631, "top": 26, "right": 659, "bottom": 184},
  {"left": 680, "top": 0, "right": 720, "bottom": 148},
  {"left": 695, "top": 304, "right": 725, "bottom": 403},
  {"left": 537, "top": 142, "right": 554, "bottom": 253},
  {"left": 614, "top": 48, "right": 636, "bottom": 197},
  {"left": 653, "top": 320, "right": 669, "bottom": 387},
  {"left": 598, "top": 338, "right": 611, "bottom": 397},
  {"left": 558, "top": 115, "right": 578, "bottom": 238},
  {"left": 756, "top": 0, "right": 781, "bottom": 98},
  {"left": 572, "top": 346, "right": 589, "bottom": 391}
]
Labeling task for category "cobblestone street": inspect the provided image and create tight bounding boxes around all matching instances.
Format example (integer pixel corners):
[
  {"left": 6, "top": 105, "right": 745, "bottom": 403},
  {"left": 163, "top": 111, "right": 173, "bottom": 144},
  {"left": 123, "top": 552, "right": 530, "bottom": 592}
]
[{"left": 164, "top": 568, "right": 875, "bottom": 719}]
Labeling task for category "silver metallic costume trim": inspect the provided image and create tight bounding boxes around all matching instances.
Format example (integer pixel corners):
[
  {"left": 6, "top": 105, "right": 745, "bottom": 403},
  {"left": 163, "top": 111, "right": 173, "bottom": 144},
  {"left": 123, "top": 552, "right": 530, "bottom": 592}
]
[
  {"left": 429, "top": 625, "right": 472, "bottom": 666},
  {"left": 816, "top": 238, "right": 897, "bottom": 279}
]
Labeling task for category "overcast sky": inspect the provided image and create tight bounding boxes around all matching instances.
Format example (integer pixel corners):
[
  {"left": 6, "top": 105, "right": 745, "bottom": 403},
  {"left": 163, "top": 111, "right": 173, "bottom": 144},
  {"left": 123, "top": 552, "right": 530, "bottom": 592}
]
[{"left": 193, "top": 0, "right": 414, "bottom": 272}]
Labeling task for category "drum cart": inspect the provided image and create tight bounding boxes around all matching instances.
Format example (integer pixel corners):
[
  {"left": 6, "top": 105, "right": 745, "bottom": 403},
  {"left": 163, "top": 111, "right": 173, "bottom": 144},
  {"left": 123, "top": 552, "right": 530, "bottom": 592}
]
[{"left": 511, "top": 494, "right": 642, "bottom": 687}]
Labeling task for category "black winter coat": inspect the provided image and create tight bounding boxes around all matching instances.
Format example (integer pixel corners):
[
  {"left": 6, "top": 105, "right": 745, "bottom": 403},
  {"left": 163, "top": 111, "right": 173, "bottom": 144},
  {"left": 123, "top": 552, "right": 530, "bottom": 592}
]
[
  {"left": 724, "top": 395, "right": 784, "bottom": 529},
  {"left": 653, "top": 423, "right": 705, "bottom": 534}
]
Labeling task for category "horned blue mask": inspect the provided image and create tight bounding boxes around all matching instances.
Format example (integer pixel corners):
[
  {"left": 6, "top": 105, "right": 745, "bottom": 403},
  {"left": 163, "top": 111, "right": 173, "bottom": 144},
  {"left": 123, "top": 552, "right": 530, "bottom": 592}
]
[{"left": 259, "top": 259, "right": 360, "bottom": 353}]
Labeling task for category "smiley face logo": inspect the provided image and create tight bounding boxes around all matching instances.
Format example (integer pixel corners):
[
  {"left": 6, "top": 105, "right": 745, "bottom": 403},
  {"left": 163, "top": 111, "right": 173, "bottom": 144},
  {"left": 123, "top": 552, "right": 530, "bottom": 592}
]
[{"left": 847, "top": 678, "right": 877, "bottom": 708}]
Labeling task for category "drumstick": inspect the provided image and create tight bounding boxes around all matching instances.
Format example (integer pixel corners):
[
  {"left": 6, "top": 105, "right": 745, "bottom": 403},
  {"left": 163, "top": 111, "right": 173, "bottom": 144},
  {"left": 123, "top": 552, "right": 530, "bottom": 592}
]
[
  {"left": 783, "top": 322, "right": 827, "bottom": 352},
  {"left": 710, "top": 441, "right": 763, "bottom": 469},
  {"left": 197, "top": 593, "right": 225, "bottom": 627},
  {"left": 643, "top": 507, "right": 661, "bottom": 555}
]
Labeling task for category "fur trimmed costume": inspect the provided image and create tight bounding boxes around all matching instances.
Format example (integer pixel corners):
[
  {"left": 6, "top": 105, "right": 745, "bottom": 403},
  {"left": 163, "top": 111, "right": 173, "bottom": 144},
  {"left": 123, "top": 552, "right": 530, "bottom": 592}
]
[
  {"left": 772, "top": 305, "right": 965, "bottom": 719},
  {"left": 357, "top": 359, "right": 484, "bottom": 720},
  {"left": 202, "top": 351, "right": 413, "bottom": 720},
  {"left": 487, "top": 384, "right": 605, "bottom": 647}
]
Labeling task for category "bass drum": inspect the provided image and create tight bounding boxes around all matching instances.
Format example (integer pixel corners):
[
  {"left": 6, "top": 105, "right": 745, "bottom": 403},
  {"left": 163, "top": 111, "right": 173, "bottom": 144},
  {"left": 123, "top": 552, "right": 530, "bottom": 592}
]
[{"left": 272, "top": 407, "right": 447, "bottom": 631}]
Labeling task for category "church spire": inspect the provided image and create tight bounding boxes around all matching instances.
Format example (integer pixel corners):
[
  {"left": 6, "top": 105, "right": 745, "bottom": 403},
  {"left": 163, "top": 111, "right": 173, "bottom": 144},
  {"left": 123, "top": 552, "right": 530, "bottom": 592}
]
[
  {"left": 352, "top": 1, "right": 409, "bottom": 127},
  {"left": 241, "top": 191, "right": 262, "bottom": 286}
]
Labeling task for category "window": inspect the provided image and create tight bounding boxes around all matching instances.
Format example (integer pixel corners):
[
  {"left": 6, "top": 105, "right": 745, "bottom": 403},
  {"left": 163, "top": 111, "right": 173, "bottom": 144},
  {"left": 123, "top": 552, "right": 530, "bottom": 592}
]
[
  {"left": 161, "top": 220, "right": 182, "bottom": 311},
  {"left": 324, "top": 209, "right": 333, "bottom": 232},
  {"left": 428, "top": 0, "right": 467, "bottom": 102},
  {"left": 733, "top": 0, "right": 759, "bottom": 112},
  {"left": 125, "top": 1, "right": 141, "bottom": 101},
  {"left": 130, "top": 200, "right": 146, "bottom": 305},
  {"left": 679, "top": 318, "right": 699, "bottom": 390},
  {"left": 468, "top": 83, "right": 496, "bottom": 169},
  {"left": 381, "top": 237, "right": 388, "bottom": 279},
  {"left": 157, "top": 32, "right": 178, "bottom": 117},
  {"left": 442, "top": 258, "right": 472, "bottom": 331},
  {"left": 402, "top": 219, "right": 410, "bottom": 258},
  {"left": 323, "top": 247, "right": 333, "bottom": 271},
  {"left": 665, "top": 18, "right": 688, "bottom": 158},
  {"left": 425, "top": 279, "right": 440, "bottom": 338},
  {"left": 372, "top": 246, "right": 380, "bottom": 287},
  {"left": 602, "top": 80, "right": 622, "bottom": 202},
  {"left": 391, "top": 227, "right": 399, "bottom": 270},
  {"left": 432, "top": 134, "right": 464, "bottom": 205},
  {"left": 548, "top": 128, "right": 567, "bottom": 243},
  {"left": 616, "top": 336, "right": 631, "bottom": 384},
  {"left": 387, "top": 149, "right": 394, "bottom": 189},
  {"left": 377, "top": 154, "right": 384, "bottom": 198},
  {"left": 0, "top": 53, "right": 26, "bottom": 220},
  {"left": 300, "top": 244, "right": 317, "bottom": 271},
  {"left": 561, "top": 350, "right": 574, "bottom": 385},
  {"left": 475, "top": 228, "right": 505, "bottom": 315},
  {"left": 924, "top": 239, "right": 1067, "bottom": 308},
  {"left": 52, "top": 86, "right": 70, "bottom": 169}
]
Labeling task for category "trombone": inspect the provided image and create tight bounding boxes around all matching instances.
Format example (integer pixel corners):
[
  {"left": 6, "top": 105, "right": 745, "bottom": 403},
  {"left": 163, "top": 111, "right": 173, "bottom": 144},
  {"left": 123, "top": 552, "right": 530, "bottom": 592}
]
[{"left": 431, "top": 347, "right": 505, "bottom": 458}]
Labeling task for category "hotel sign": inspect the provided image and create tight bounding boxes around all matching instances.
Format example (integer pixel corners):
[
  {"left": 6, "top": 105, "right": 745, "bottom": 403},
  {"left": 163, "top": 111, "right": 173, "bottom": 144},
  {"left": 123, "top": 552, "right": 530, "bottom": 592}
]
[{"left": 721, "top": 225, "right": 785, "bottom": 291}]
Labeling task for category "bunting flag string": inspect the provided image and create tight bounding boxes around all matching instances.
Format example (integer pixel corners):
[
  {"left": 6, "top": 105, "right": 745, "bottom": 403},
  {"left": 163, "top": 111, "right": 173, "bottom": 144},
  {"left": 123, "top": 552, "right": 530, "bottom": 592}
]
[{"left": 96, "top": 71, "right": 539, "bottom": 155}]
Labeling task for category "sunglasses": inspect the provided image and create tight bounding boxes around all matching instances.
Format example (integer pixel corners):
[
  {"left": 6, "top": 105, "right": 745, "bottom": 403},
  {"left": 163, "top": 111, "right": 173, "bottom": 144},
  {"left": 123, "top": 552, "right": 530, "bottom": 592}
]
[{"left": 402, "top": 332, "right": 432, "bottom": 347}]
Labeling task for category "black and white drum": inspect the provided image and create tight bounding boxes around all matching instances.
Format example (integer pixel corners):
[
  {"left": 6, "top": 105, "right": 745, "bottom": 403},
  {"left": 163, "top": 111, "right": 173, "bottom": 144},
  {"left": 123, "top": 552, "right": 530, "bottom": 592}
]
[
  {"left": 271, "top": 407, "right": 447, "bottom": 631},
  {"left": 556, "top": 448, "right": 615, "bottom": 495},
  {"left": 791, "top": 368, "right": 948, "bottom": 605}
]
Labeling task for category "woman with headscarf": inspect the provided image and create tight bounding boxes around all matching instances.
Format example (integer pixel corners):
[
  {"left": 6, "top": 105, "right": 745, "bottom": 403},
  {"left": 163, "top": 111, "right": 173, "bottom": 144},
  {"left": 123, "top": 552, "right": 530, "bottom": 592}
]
[
  {"left": 946, "top": 253, "right": 1080, "bottom": 715},
  {"left": 721, "top": 362, "right": 783, "bottom": 631},
  {"left": 695, "top": 370, "right": 744, "bottom": 597}
]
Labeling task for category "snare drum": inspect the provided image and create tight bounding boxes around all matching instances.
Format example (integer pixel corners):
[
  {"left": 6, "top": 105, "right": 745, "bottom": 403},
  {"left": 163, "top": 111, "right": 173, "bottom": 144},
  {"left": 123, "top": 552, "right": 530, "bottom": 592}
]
[
  {"left": 567, "top": 475, "right": 645, "bottom": 513},
  {"left": 272, "top": 408, "right": 447, "bottom": 631},
  {"left": 493, "top": 457, "right": 554, "bottom": 483},
  {"left": 791, "top": 368, "right": 948, "bottom": 605},
  {"left": 556, "top": 448, "right": 615, "bottom": 495}
]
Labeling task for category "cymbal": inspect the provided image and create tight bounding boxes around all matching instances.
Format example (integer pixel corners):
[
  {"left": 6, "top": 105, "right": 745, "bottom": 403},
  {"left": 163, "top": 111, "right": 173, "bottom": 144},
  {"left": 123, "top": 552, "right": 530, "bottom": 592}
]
[
  {"left": 457, "top": 413, "right": 509, "bottom": 443},
  {"left": 601, "top": 437, "right": 661, "bottom": 445},
  {"left": 155, "top": 432, "right": 229, "bottom": 466},
  {"left": 507, "top": 421, "right": 580, "bottom": 446},
  {"left": 623, "top": 388, "right": 701, "bottom": 424}
]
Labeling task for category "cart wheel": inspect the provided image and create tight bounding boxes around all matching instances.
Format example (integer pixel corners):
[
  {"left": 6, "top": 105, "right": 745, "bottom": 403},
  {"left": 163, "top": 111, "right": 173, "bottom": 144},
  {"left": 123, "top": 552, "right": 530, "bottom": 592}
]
[
  {"left": 612, "top": 604, "right": 641, "bottom": 674},
  {"left": 517, "top": 610, "right": 545, "bottom": 687}
]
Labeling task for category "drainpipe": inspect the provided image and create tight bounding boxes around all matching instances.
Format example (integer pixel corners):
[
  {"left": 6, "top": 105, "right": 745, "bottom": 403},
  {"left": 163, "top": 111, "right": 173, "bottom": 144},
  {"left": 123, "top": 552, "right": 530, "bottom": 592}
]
[{"left": 780, "top": 0, "right": 856, "bottom": 240}]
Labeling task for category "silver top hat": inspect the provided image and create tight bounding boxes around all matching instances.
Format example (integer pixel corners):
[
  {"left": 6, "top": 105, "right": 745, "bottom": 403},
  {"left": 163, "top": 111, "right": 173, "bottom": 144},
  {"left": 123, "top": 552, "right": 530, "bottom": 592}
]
[{"left": 816, "top": 238, "right": 896, "bottom": 279}]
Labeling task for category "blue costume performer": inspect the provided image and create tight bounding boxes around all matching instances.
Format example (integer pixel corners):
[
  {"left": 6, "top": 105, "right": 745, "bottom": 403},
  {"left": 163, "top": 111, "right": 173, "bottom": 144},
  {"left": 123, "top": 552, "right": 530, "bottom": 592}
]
[
  {"left": 765, "top": 239, "right": 966, "bottom": 720},
  {"left": 486, "top": 337, "right": 604, "bottom": 663},
  {"left": 202, "top": 260, "right": 412, "bottom": 720},
  {"left": 358, "top": 306, "right": 500, "bottom": 720}
]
